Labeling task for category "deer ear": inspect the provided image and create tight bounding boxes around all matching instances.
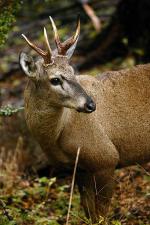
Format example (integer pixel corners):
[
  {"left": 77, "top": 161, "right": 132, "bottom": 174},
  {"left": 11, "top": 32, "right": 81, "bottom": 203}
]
[
  {"left": 65, "top": 36, "right": 79, "bottom": 59},
  {"left": 19, "top": 52, "right": 36, "bottom": 77}
]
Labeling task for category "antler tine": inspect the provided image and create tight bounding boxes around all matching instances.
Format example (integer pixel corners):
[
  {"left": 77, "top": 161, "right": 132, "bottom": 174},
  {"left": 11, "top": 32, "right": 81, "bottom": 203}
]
[
  {"left": 49, "top": 16, "right": 61, "bottom": 52},
  {"left": 44, "top": 27, "right": 52, "bottom": 58},
  {"left": 22, "top": 33, "right": 52, "bottom": 64},
  {"left": 49, "top": 16, "right": 80, "bottom": 55},
  {"left": 72, "top": 16, "right": 80, "bottom": 42},
  {"left": 22, "top": 34, "right": 46, "bottom": 55},
  {"left": 61, "top": 17, "right": 80, "bottom": 54}
]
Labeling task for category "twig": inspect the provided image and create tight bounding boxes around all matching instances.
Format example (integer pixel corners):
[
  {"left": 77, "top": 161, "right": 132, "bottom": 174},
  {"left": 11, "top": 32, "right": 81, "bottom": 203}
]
[
  {"left": 66, "top": 147, "right": 81, "bottom": 225},
  {"left": 136, "top": 163, "right": 150, "bottom": 176},
  {"left": 93, "top": 175, "right": 98, "bottom": 196}
]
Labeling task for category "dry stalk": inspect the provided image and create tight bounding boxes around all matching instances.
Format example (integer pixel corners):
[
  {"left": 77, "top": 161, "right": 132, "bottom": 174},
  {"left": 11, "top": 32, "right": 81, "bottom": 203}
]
[
  {"left": 136, "top": 163, "right": 150, "bottom": 176},
  {"left": 0, "top": 136, "right": 24, "bottom": 193},
  {"left": 66, "top": 147, "right": 81, "bottom": 225}
]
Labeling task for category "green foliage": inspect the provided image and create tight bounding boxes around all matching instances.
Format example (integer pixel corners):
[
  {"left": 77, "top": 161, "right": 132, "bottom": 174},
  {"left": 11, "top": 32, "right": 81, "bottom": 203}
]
[
  {"left": 112, "top": 220, "right": 122, "bottom": 225},
  {"left": 39, "top": 177, "right": 56, "bottom": 186},
  {"left": 0, "top": 0, "right": 21, "bottom": 47},
  {"left": 0, "top": 217, "right": 16, "bottom": 225},
  {"left": 0, "top": 177, "right": 82, "bottom": 225},
  {"left": 0, "top": 105, "right": 24, "bottom": 116}
]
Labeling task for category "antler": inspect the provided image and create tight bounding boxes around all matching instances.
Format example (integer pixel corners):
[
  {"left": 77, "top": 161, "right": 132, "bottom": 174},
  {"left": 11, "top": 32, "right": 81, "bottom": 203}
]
[
  {"left": 49, "top": 16, "right": 80, "bottom": 55},
  {"left": 22, "top": 28, "right": 52, "bottom": 65}
]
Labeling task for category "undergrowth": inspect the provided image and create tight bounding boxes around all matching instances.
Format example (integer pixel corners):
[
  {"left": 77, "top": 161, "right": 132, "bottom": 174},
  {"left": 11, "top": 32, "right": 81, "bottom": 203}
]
[{"left": 0, "top": 139, "right": 149, "bottom": 225}]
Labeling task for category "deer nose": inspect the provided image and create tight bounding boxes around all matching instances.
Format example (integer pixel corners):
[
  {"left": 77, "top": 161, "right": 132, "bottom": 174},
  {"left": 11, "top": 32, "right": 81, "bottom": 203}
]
[{"left": 84, "top": 99, "right": 96, "bottom": 113}]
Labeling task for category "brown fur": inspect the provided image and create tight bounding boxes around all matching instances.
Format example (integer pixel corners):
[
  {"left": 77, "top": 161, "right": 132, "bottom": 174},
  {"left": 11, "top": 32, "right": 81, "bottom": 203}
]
[{"left": 23, "top": 56, "right": 150, "bottom": 222}]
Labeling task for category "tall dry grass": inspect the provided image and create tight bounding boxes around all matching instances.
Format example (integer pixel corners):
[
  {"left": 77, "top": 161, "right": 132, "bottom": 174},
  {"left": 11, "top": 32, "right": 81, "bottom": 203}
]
[{"left": 0, "top": 136, "right": 27, "bottom": 194}]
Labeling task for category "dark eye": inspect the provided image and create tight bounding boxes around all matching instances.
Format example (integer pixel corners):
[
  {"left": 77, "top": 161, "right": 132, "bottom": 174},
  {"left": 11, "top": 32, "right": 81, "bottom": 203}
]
[{"left": 50, "top": 78, "right": 62, "bottom": 86}]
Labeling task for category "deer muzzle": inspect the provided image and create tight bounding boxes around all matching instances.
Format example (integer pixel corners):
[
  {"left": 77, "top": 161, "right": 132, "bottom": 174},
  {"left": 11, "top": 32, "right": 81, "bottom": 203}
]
[{"left": 77, "top": 97, "right": 96, "bottom": 113}]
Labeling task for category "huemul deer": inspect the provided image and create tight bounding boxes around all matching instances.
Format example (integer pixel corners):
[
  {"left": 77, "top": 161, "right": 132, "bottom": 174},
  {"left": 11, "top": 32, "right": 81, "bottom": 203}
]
[{"left": 20, "top": 17, "right": 150, "bottom": 223}]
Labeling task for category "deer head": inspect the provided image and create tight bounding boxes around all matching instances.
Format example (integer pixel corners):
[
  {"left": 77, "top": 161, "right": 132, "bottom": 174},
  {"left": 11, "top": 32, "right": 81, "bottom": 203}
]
[{"left": 20, "top": 17, "right": 96, "bottom": 113}]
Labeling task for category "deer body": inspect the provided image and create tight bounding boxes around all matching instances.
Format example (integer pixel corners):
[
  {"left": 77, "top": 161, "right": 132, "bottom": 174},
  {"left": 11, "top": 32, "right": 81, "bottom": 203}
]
[
  {"left": 24, "top": 74, "right": 119, "bottom": 169},
  {"left": 97, "top": 65, "right": 150, "bottom": 167},
  {"left": 20, "top": 18, "right": 150, "bottom": 223},
  {"left": 25, "top": 64, "right": 150, "bottom": 169}
]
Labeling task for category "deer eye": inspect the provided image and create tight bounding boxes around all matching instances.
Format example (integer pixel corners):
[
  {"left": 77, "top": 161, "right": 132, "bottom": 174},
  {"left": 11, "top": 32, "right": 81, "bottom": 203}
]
[{"left": 50, "top": 78, "right": 62, "bottom": 86}]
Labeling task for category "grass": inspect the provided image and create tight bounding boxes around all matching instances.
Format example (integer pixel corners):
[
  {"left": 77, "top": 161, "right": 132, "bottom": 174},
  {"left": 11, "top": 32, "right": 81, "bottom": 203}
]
[
  {"left": 0, "top": 140, "right": 149, "bottom": 225},
  {"left": 0, "top": 164, "right": 149, "bottom": 224},
  {"left": 0, "top": 176, "right": 83, "bottom": 225}
]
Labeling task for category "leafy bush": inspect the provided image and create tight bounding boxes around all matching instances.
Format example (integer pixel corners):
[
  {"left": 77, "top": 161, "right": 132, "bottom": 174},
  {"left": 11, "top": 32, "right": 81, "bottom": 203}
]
[{"left": 0, "top": 0, "right": 21, "bottom": 47}]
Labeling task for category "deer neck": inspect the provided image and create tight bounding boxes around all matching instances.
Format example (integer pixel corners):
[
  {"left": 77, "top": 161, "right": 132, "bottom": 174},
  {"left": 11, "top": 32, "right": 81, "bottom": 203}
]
[
  {"left": 24, "top": 83, "right": 70, "bottom": 146},
  {"left": 36, "top": 106, "right": 69, "bottom": 142}
]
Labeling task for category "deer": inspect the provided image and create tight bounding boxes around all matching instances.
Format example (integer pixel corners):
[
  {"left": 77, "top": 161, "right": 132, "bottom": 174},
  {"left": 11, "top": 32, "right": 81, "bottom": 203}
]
[{"left": 19, "top": 17, "right": 150, "bottom": 223}]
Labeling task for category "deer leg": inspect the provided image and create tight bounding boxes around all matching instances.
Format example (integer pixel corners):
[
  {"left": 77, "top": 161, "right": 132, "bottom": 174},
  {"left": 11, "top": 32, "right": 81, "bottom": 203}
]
[
  {"left": 77, "top": 170, "right": 96, "bottom": 219},
  {"left": 94, "top": 169, "right": 115, "bottom": 223},
  {"left": 77, "top": 169, "right": 115, "bottom": 224}
]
